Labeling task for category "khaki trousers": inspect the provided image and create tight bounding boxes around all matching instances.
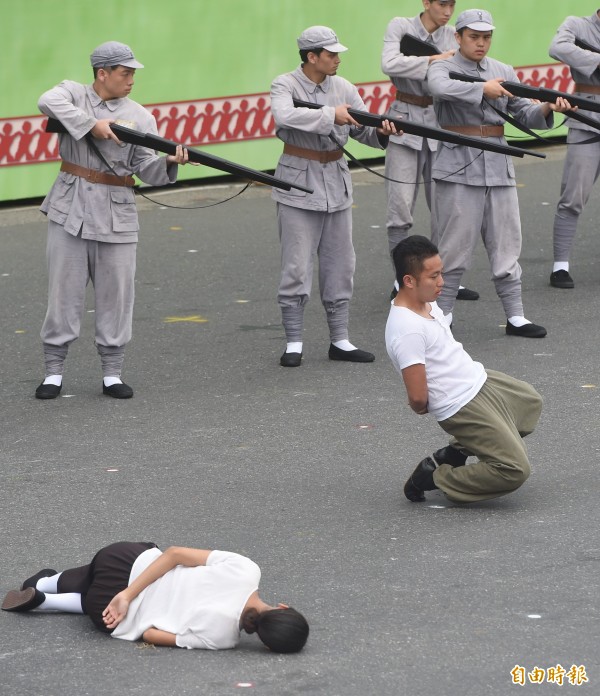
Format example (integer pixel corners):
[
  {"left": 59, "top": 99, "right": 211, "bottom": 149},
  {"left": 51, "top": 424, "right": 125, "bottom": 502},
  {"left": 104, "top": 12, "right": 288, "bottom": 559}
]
[{"left": 434, "top": 370, "right": 542, "bottom": 503}]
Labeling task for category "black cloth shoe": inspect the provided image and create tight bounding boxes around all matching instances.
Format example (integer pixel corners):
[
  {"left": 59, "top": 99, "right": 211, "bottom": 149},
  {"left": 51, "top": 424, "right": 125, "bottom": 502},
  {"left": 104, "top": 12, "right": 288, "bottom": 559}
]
[
  {"left": 328, "top": 344, "right": 375, "bottom": 363},
  {"left": 2, "top": 588, "right": 46, "bottom": 612},
  {"left": 433, "top": 446, "right": 468, "bottom": 468},
  {"left": 456, "top": 287, "right": 479, "bottom": 301},
  {"left": 35, "top": 382, "right": 62, "bottom": 400},
  {"left": 280, "top": 351, "right": 302, "bottom": 367},
  {"left": 21, "top": 569, "right": 58, "bottom": 591},
  {"left": 505, "top": 321, "right": 547, "bottom": 338},
  {"left": 550, "top": 270, "right": 574, "bottom": 289},
  {"left": 103, "top": 382, "right": 134, "bottom": 399},
  {"left": 403, "top": 456, "right": 438, "bottom": 502}
]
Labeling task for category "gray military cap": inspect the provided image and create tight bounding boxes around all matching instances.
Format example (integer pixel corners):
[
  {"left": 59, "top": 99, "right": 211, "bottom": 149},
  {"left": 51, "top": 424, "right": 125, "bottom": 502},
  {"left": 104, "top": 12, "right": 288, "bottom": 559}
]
[
  {"left": 455, "top": 9, "right": 495, "bottom": 31},
  {"left": 297, "top": 26, "right": 348, "bottom": 53},
  {"left": 90, "top": 41, "right": 144, "bottom": 69}
]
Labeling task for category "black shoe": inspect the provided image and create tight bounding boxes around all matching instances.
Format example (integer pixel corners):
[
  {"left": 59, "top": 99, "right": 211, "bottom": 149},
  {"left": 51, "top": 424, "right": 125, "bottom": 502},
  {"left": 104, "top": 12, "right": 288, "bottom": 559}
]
[
  {"left": 403, "top": 456, "right": 438, "bottom": 502},
  {"left": 550, "top": 270, "right": 574, "bottom": 289},
  {"left": 280, "top": 351, "right": 302, "bottom": 367},
  {"left": 456, "top": 287, "right": 479, "bottom": 301},
  {"left": 433, "top": 446, "right": 468, "bottom": 468},
  {"left": 390, "top": 286, "right": 398, "bottom": 301},
  {"left": 103, "top": 382, "right": 134, "bottom": 399},
  {"left": 1, "top": 588, "right": 46, "bottom": 612},
  {"left": 21, "top": 569, "right": 57, "bottom": 591},
  {"left": 505, "top": 320, "right": 547, "bottom": 338},
  {"left": 328, "top": 344, "right": 375, "bottom": 363},
  {"left": 35, "top": 382, "right": 62, "bottom": 399}
]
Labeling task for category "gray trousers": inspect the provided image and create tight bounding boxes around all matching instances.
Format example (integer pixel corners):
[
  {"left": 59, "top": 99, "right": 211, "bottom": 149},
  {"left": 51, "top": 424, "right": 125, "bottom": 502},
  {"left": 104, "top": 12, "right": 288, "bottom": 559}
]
[
  {"left": 40, "top": 221, "right": 137, "bottom": 376},
  {"left": 385, "top": 140, "right": 437, "bottom": 253},
  {"left": 435, "top": 181, "right": 524, "bottom": 317},
  {"left": 434, "top": 370, "right": 542, "bottom": 504},
  {"left": 553, "top": 129, "right": 600, "bottom": 262},
  {"left": 276, "top": 203, "right": 355, "bottom": 343}
]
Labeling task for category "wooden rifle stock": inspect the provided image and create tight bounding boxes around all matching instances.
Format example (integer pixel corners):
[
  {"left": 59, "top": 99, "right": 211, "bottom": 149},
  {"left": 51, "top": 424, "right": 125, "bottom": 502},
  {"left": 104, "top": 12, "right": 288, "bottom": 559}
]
[
  {"left": 574, "top": 38, "right": 600, "bottom": 54},
  {"left": 399, "top": 34, "right": 440, "bottom": 57},
  {"left": 292, "top": 99, "right": 546, "bottom": 159},
  {"left": 44, "top": 118, "right": 314, "bottom": 194}
]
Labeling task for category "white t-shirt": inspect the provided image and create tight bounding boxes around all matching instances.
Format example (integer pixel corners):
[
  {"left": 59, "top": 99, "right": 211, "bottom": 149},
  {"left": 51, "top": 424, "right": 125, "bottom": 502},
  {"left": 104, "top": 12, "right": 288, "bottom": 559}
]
[
  {"left": 111, "top": 549, "right": 261, "bottom": 649},
  {"left": 385, "top": 301, "right": 486, "bottom": 421}
]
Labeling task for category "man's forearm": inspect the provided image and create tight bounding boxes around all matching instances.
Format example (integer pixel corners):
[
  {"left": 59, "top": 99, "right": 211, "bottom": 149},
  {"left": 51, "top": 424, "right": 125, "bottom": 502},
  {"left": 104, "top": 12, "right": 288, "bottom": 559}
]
[
  {"left": 409, "top": 399, "right": 429, "bottom": 415},
  {"left": 122, "top": 546, "right": 213, "bottom": 602},
  {"left": 142, "top": 628, "right": 177, "bottom": 646},
  {"left": 121, "top": 549, "right": 180, "bottom": 602}
]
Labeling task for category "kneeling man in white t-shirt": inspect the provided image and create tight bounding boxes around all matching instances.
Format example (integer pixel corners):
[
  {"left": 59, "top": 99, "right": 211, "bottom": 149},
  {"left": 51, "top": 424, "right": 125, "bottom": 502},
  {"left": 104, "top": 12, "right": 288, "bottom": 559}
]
[{"left": 385, "top": 235, "right": 542, "bottom": 504}]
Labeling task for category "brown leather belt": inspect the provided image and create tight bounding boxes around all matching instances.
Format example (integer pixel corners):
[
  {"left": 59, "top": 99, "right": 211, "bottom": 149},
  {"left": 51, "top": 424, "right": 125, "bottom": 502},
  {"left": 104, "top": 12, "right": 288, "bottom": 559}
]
[
  {"left": 574, "top": 83, "right": 600, "bottom": 95},
  {"left": 396, "top": 91, "right": 433, "bottom": 107},
  {"left": 283, "top": 143, "right": 343, "bottom": 163},
  {"left": 442, "top": 124, "right": 505, "bottom": 138},
  {"left": 60, "top": 161, "right": 135, "bottom": 187}
]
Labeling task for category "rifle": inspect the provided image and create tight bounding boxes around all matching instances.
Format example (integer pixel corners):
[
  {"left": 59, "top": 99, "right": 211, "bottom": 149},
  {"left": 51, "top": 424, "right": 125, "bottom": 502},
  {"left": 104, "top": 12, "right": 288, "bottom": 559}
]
[
  {"left": 574, "top": 38, "right": 600, "bottom": 54},
  {"left": 447, "top": 71, "right": 600, "bottom": 131},
  {"left": 399, "top": 34, "right": 440, "bottom": 57},
  {"left": 45, "top": 117, "right": 313, "bottom": 194},
  {"left": 292, "top": 99, "right": 545, "bottom": 159},
  {"left": 447, "top": 70, "right": 600, "bottom": 114}
]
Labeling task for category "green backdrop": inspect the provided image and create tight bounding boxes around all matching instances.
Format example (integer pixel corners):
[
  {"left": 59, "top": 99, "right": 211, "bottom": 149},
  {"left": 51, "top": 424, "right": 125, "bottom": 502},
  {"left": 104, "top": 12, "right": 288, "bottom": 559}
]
[{"left": 2, "top": 0, "right": 598, "bottom": 202}]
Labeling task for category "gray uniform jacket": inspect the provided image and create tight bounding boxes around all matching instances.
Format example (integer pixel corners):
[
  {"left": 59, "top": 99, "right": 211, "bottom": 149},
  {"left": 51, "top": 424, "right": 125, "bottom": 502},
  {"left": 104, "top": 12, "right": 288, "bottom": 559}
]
[
  {"left": 39, "top": 81, "right": 177, "bottom": 243},
  {"left": 428, "top": 52, "right": 553, "bottom": 186},
  {"left": 270, "top": 67, "right": 385, "bottom": 213},
  {"left": 381, "top": 15, "right": 456, "bottom": 151},
  {"left": 549, "top": 13, "right": 600, "bottom": 132}
]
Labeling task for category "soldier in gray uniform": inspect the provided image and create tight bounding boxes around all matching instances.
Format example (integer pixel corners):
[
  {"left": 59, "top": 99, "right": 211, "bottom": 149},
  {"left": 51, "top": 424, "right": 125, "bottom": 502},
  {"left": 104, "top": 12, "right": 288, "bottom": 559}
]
[
  {"left": 271, "top": 26, "right": 396, "bottom": 367},
  {"left": 36, "top": 41, "right": 188, "bottom": 400},
  {"left": 427, "top": 9, "right": 571, "bottom": 338},
  {"left": 548, "top": 10, "right": 600, "bottom": 289},
  {"left": 381, "top": 0, "right": 478, "bottom": 302}
]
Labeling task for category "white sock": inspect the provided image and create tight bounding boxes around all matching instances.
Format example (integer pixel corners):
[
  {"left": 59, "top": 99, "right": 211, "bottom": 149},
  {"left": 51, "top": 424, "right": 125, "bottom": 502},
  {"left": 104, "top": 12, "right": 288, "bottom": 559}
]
[
  {"left": 393, "top": 280, "right": 399, "bottom": 291},
  {"left": 38, "top": 593, "right": 84, "bottom": 613},
  {"left": 553, "top": 262, "right": 569, "bottom": 272},
  {"left": 36, "top": 572, "right": 62, "bottom": 594},
  {"left": 458, "top": 286, "right": 465, "bottom": 290},
  {"left": 103, "top": 376, "right": 123, "bottom": 387},
  {"left": 507, "top": 316, "right": 531, "bottom": 328},
  {"left": 43, "top": 375, "right": 62, "bottom": 387},
  {"left": 332, "top": 339, "right": 357, "bottom": 352},
  {"left": 285, "top": 342, "right": 302, "bottom": 354}
]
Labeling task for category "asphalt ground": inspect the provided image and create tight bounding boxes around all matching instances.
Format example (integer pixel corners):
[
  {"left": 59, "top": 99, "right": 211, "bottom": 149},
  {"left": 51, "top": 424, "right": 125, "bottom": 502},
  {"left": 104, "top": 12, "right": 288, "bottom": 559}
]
[{"left": 0, "top": 143, "right": 598, "bottom": 695}]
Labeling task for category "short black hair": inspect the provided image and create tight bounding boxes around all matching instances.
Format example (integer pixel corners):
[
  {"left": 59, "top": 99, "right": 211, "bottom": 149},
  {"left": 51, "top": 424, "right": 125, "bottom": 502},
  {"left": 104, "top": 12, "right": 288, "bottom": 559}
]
[
  {"left": 392, "top": 235, "right": 439, "bottom": 287},
  {"left": 93, "top": 65, "right": 116, "bottom": 79},
  {"left": 256, "top": 607, "right": 309, "bottom": 653},
  {"left": 299, "top": 47, "right": 325, "bottom": 64}
]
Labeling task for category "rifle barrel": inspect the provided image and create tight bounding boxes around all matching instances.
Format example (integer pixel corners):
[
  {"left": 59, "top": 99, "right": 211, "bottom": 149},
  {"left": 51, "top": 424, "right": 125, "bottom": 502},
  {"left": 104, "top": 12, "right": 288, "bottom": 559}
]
[
  {"left": 44, "top": 118, "right": 313, "bottom": 194},
  {"left": 448, "top": 71, "right": 600, "bottom": 115},
  {"left": 292, "top": 99, "right": 546, "bottom": 159}
]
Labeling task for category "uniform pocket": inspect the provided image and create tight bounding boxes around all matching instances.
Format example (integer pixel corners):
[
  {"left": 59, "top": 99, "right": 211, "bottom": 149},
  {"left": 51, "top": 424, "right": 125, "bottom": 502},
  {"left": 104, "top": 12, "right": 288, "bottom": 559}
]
[
  {"left": 275, "top": 159, "right": 309, "bottom": 198},
  {"left": 436, "top": 142, "right": 467, "bottom": 177},
  {"left": 388, "top": 101, "right": 410, "bottom": 121},
  {"left": 48, "top": 173, "right": 77, "bottom": 222},
  {"left": 110, "top": 189, "right": 138, "bottom": 231}
]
